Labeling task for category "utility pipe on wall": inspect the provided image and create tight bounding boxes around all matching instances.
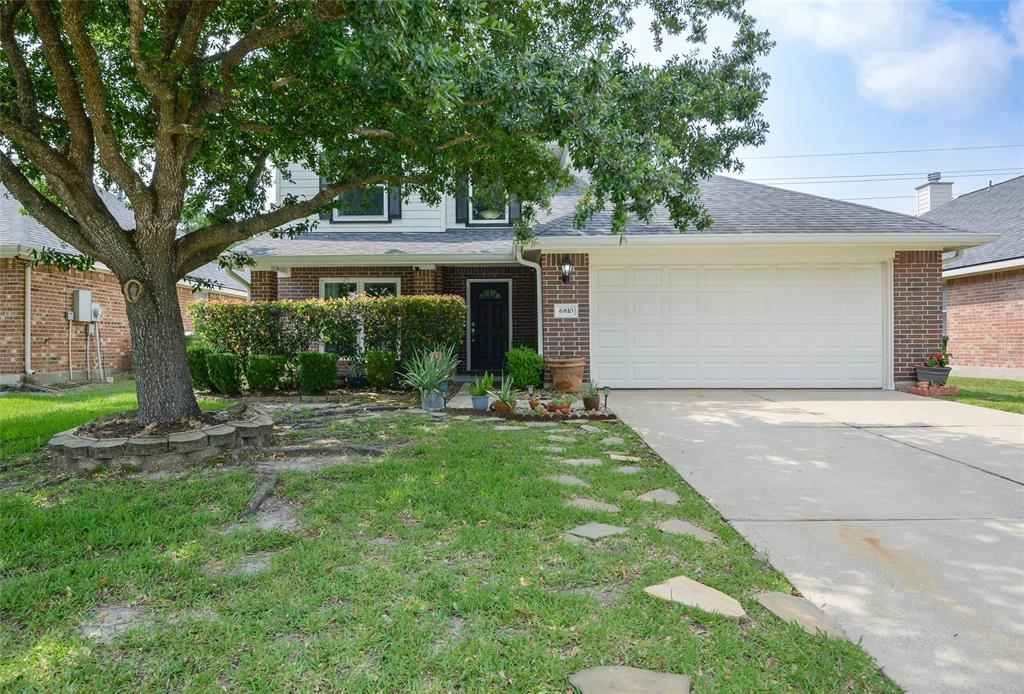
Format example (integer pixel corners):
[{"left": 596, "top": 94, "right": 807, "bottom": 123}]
[
  {"left": 23, "top": 263, "right": 33, "bottom": 376},
  {"left": 514, "top": 242, "right": 544, "bottom": 355}
]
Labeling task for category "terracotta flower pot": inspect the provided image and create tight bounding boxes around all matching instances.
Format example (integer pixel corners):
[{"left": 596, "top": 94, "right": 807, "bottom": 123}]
[
  {"left": 547, "top": 357, "right": 585, "bottom": 393},
  {"left": 493, "top": 401, "right": 514, "bottom": 414},
  {"left": 582, "top": 395, "right": 600, "bottom": 411},
  {"left": 528, "top": 397, "right": 541, "bottom": 410},
  {"left": 549, "top": 403, "right": 572, "bottom": 415}
]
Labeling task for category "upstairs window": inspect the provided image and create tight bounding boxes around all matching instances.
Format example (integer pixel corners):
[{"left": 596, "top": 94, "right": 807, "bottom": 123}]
[
  {"left": 319, "top": 178, "right": 402, "bottom": 223},
  {"left": 469, "top": 182, "right": 509, "bottom": 224}
]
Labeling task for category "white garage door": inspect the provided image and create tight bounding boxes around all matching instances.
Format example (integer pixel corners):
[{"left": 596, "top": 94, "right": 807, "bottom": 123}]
[{"left": 590, "top": 263, "right": 887, "bottom": 388}]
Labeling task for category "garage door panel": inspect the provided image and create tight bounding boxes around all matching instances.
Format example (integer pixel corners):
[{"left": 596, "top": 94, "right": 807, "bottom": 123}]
[{"left": 590, "top": 261, "right": 886, "bottom": 388}]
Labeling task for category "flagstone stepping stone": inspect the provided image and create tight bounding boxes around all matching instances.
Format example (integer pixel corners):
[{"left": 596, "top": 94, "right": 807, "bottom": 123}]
[
  {"left": 80, "top": 604, "right": 153, "bottom": 644},
  {"left": 567, "top": 522, "right": 628, "bottom": 541},
  {"left": 545, "top": 474, "right": 589, "bottom": 488},
  {"left": 567, "top": 497, "right": 620, "bottom": 513},
  {"left": 222, "top": 497, "right": 302, "bottom": 533},
  {"left": 638, "top": 488, "right": 680, "bottom": 505},
  {"left": 453, "top": 415, "right": 472, "bottom": 420},
  {"left": 205, "top": 551, "right": 277, "bottom": 577},
  {"left": 601, "top": 436, "right": 625, "bottom": 445},
  {"left": 608, "top": 453, "right": 640, "bottom": 462},
  {"left": 756, "top": 592, "right": 846, "bottom": 639},
  {"left": 644, "top": 575, "right": 746, "bottom": 622},
  {"left": 578, "top": 424, "right": 602, "bottom": 433},
  {"left": 523, "top": 421, "right": 558, "bottom": 427},
  {"left": 614, "top": 466, "right": 642, "bottom": 475},
  {"left": 563, "top": 458, "right": 602, "bottom": 467},
  {"left": 495, "top": 425, "right": 526, "bottom": 431},
  {"left": 657, "top": 519, "right": 719, "bottom": 543},
  {"left": 548, "top": 434, "right": 576, "bottom": 443},
  {"left": 569, "top": 665, "right": 691, "bottom": 693},
  {"left": 539, "top": 445, "right": 565, "bottom": 453}
]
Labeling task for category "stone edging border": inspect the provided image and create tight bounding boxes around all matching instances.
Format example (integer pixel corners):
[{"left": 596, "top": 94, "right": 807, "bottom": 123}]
[{"left": 48, "top": 405, "right": 273, "bottom": 473}]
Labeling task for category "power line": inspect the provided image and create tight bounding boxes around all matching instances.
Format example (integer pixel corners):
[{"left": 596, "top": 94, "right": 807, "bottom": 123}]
[
  {"left": 749, "top": 167, "right": 1024, "bottom": 183},
  {"left": 839, "top": 195, "right": 915, "bottom": 201},
  {"left": 743, "top": 144, "right": 1024, "bottom": 160},
  {"left": 753, "top": 171, "right": 1024, "bottom": 185}
]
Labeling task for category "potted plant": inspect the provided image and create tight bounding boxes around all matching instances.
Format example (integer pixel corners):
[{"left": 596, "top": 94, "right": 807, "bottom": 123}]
[
  {"left": 401, "top": 345, "right": 458, "bottom": 411},
  {"left": 917, "top": 347, "right": 952, "bottom": 385},
  {"left": 547, "top": 354, "right": 585, "bottom": 393},
  {"left": 548, "top": 392, "right": 577, "bottom": 415},
  {"left": 468, "top": 372, "right": 495, "bottom": 411},
  {"left": 491, "top": 376, "right": 517, "bottom": 414},
  {"left": 582, "top": 382, "right": 600, "bottom": 411}
]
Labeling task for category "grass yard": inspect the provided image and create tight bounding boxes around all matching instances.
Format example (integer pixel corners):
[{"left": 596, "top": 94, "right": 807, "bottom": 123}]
[
  {"left": 0, "top": 409, "right": 899, "bottom": 692},
  {"left": 944, "top": 376, "right": 1024, "bottom": 414},
  {"left": 0, "top": 380, "right": 230, "bottom": 458}
]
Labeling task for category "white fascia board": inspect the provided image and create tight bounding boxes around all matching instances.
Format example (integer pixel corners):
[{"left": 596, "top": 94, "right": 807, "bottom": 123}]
[
  {"left": 248, "top": 253, "right": 517, "bottom": 268},
  {"left": 528, "top": 232, "right": 998, "bottom": 252},
  {"left": 943, "top": 256, "right": 1024, "bottom": 279}
]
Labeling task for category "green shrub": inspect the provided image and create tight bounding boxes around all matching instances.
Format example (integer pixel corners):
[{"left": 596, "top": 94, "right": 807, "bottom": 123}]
[
  {"left": 297, "top": 351, "right": 338, "bottom": 394},
  {"left": 365, "top": 350, "right": 397, "bottom": 390},
  {"left": 397, "top": 295, "right": 466, "bottom": 363},
  {"left": 504, "top": 346, "right": 544, "bottom": 388},
  {"left": 186, "top": 342, "right": 214, "bottom": 391},
  {"left": 206, "top": 353, "right": 243, "bottom": 395},
  {"left": 246, "top": 355, "right": 286, "bottom": 393}
]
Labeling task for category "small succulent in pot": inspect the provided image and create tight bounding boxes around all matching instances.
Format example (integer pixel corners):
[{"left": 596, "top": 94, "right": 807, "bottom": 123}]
[
  {"left": 548, "top": 392, "right": 577, "bottom": 415},
  {"left": 490, "top": 376, "right": 517, "bottom": 414},
  {"left": 582, "top": 382, "right": 601, "bottom": 411},
  {"left": 468, "top": 372, "right": 495, "bottom": 411}
]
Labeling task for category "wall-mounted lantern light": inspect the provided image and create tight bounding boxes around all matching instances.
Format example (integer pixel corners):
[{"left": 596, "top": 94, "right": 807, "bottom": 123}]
[{"left": 560, "top": 255, "right": 574, "bottom": 283}]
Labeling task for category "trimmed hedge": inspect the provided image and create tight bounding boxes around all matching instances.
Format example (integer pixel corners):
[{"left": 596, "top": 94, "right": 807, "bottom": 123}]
[
  {"left": 298, "top": 351, "right": 338, "bottom": 394},
  {"left": 365, "top": 350, "right": 397, "bottom": 390},
  {"left": 186, "top": 342, "right": 214, "bottom": 391},
  {"left": 191, "top": 295, "right": 466, "bottom": 367},
  {"left": 207, "top": 353, "right": 243, "bottom": 395},
  {"left": 505, "top": 345, "right": 544, "bottom": 388},
  {"left": 246, "top": 355, "right": 286, "bottom": 393}
]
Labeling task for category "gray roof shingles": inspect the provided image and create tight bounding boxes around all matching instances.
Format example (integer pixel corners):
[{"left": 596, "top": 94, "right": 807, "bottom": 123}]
[
  {"left": 1, "top": 185, "right": 246, "bottom": 293},
  {"left": 233, "top": 227, "right": 517, "bottom": 258},
  {"left": 921, "top": 175, "right": 1023, "bottom": 269}
]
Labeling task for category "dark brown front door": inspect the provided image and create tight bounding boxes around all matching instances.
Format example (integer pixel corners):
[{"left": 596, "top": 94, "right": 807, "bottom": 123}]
[{"left": 469, "top": 281, "right": 510, "bottom": 371}]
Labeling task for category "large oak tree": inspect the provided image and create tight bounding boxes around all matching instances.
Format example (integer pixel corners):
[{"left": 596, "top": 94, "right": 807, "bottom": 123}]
[{"left": 0, "top": 0, "right": 769, "bottom": 424}]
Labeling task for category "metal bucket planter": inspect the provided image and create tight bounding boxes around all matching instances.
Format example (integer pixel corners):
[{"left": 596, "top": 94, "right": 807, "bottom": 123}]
[
  {"left": 916, "top": 365, "right": 952, "bottom": 385},
  {"left": 421, "top": 389, "right": 445, "bottom": 411},
  {"left": 471, "top": 395, "right": 491, "bottom": 411}
]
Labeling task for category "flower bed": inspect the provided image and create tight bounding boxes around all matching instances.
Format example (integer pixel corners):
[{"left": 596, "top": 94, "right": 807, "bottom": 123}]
[{"left": 444, "top": 408, "right": 617, "bottom": 422}]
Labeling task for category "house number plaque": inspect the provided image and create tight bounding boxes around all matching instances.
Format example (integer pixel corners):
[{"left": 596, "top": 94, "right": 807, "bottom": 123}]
[{"left": 554, "top": 303, "right": 579, "bottom": 319}]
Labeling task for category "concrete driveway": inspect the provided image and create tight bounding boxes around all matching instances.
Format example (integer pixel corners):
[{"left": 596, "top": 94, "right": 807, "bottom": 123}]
[{"left": 614, "top": 389, "right": 1024, "bottom": 694}]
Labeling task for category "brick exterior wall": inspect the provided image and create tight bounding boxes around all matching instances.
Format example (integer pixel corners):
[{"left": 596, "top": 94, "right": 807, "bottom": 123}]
[
  {"left": 540, "top": 252, "right": 590, "bottom": 380},
  {"left": 250, "top": 270, "right": 279, "bottom": 301},
  {"left": 893, "top": 250, "right": 944, "bottom": 383},
  {"left": 945, "top": 268, "right": 1024, "bottom": 369},
  {"left": 0, "top": 257, "right": 243, "bottom": 381},
  {"left": 274, "top": 266, "right": 421, "bottom": 300}
]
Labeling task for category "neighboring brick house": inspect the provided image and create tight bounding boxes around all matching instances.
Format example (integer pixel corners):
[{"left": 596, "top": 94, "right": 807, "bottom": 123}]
[
  {"left": 919, "top": 175, "right": 1023, "bottom": 381},
  {"left": 1, "top": 186, "right": 247, "bottom": 386},
  {"left": 235, "top": 165, "right": 992, "bottom": 389}
]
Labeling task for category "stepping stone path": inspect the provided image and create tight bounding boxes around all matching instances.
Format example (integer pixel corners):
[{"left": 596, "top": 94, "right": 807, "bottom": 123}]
[
  {"left": 567, "top": 497, "right": 620, "bottom": 513},
  {"left": 756, "top": 592, "right": 846, "bottom": 639},
  {"left": 539, "top": 446, "right": 565, "bottom": 454},
  {"left": 567, "top": 522, "right": 628, "bottom": 541},
  {"left": 578, "top": 424, "right": 603, "bottom": 433},
  {"left": 657, "top": 519, "right": 718, "bottom": 543},
  {"left": 563, "top": 458, "right": 602, "bottom": 467},
  {"left": 222, "top": 497, "right": 302, "bottom": 533},
  {"left": 548, "top": 434, "right": 576, "bottom": 443},
  {"left": 569, "top": 666, "right": 691, "bottom": 693},
  {"left": 644, "top": 575, "right": 747, "bottom": 622},
  {"left": 545, "top": 474, "right": 589, "bottom": 488},
  {"left": 495, "top": 425, "right": 526, "bottom": 431},
  {"left": 523, "top": 421, "right": 558, "bottom": 428},
  {"left": 80, "top": 604, "right": 153, "bottom": 644},
  {"left": 638, "top": 488, "right": 680, "bottom": 506},
  {"left": 205, "top": 551, "right": 277, "bottom": 577},
  {"left": 608, "top": 453, "right": 641, "bottom": 462},
  {"left": 601, "top": 436, "right": 625, "bottom": 445},
  {"left": 614, "top": 466, "right": 642, "bottom": 475}
]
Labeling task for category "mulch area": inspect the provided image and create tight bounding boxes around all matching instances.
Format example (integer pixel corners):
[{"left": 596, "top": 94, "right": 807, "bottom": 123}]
[
  {"left": 77, "top": 409, "right": 239, "bottom": 440},
  {"left": 445, "top": 408, "right": 618, "bottom": 421}
]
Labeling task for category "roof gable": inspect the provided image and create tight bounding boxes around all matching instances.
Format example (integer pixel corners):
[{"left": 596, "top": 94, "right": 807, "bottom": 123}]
[{"left": 922, "top": 176, "right": 1023, "bottom": 269}]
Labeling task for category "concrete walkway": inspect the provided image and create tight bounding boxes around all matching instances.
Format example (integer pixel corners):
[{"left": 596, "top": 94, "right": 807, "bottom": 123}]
[{"left": 614, "top": 389, "right": 1024, "bottom": 694}]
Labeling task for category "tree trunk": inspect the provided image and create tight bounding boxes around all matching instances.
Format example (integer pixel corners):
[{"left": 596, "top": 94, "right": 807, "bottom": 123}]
[{"left": 124, "top": 272, "right": 200, "bottom": 425}]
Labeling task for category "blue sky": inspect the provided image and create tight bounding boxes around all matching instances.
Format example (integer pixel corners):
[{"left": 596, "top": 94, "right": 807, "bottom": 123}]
[{"left": 627, "top": 0, "right": 1024, "bottom": 214}]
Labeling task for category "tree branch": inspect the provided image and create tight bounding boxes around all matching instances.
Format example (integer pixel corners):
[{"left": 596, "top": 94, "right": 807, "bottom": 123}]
[
  {"left": 25, "top": 0, "right": 94, "bottom": 174},
  {"left": 175, "top": 175, "right": 424, "bottom": 275},
  {"left": 170, "top": 0, "right": 220, "bottom": 67},
  {"left": 126, "top": 0, "right": 175, "bottom": 101},
  {"left": 0, "top": 1, "right": 40, "bottom": 131}
]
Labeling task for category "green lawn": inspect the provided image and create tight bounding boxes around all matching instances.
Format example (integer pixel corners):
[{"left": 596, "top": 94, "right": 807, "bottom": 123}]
[
  {"left": 0, "top": 409, "right": 899, "bottom": 692},
  {"left": 0, "top": 381, "right": 229, "bottom": 458},
  {"left": 944, "top": 376, "right": 1024, "bottom": 414}
]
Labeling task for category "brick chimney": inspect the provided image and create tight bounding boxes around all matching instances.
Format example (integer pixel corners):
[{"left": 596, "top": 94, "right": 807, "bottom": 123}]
[{"left": 915, "top": 172, "right": 953, "bottom": 216}]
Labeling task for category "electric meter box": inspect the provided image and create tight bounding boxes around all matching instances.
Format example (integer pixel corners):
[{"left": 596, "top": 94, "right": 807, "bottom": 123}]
[{"left": 72, "top": 289, "right": 93, "bottom": 321}]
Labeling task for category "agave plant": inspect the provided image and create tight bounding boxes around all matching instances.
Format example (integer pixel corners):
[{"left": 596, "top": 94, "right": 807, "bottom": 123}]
[
  {"left": 468, "top": 372, "right": 495, "bottom": 397},
  {"left": 401, "top": 345, "right": 458, "bottom": 395},
  {"left": 491, "top": 375, "right": 517, "bottom": 406}
]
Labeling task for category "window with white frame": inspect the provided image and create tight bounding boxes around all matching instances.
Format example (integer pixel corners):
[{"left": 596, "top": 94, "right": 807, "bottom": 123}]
[
  {"left": 320, "top": 278, "right": 401, "bottom": 353},
  {"left": 330, "top": 185, "right": 388, "bottom": 222},
  {"left": 469, "top": 181, "right": 509, "bottom": 224}
]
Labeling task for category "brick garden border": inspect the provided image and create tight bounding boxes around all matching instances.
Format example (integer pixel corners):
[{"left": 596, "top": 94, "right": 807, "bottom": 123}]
[{"left": 47, "top": 404, "right": 273, "bottom": 474}]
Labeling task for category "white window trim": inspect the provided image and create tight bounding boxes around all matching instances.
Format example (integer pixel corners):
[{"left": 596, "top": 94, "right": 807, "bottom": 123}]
[
  {"left": 330, "top": 184, "right": 389, "bottom": 223},
  {"left": 468, "top": 181, "right": 509, "bottom": 225},
  {"left": 318, "top": 277, "right": 402, "bottom": 353},
  {"left": 466, "top": 278, "right": 513, "bottom": 371}
]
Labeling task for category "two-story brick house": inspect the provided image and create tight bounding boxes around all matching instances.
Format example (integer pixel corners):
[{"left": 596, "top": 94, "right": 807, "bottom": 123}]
[{"left": 237, "top": 165, "right": 993, "bottom": 389}]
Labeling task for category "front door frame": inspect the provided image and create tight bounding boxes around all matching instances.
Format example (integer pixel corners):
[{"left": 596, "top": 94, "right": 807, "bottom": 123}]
[{"left": 466, "top": 278, "right": 513, "bottom": 372}]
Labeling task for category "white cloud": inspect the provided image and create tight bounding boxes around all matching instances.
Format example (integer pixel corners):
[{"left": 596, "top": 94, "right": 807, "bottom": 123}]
[{"left": 753, "top": 0, "right": 1022, "bottom": 114}]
